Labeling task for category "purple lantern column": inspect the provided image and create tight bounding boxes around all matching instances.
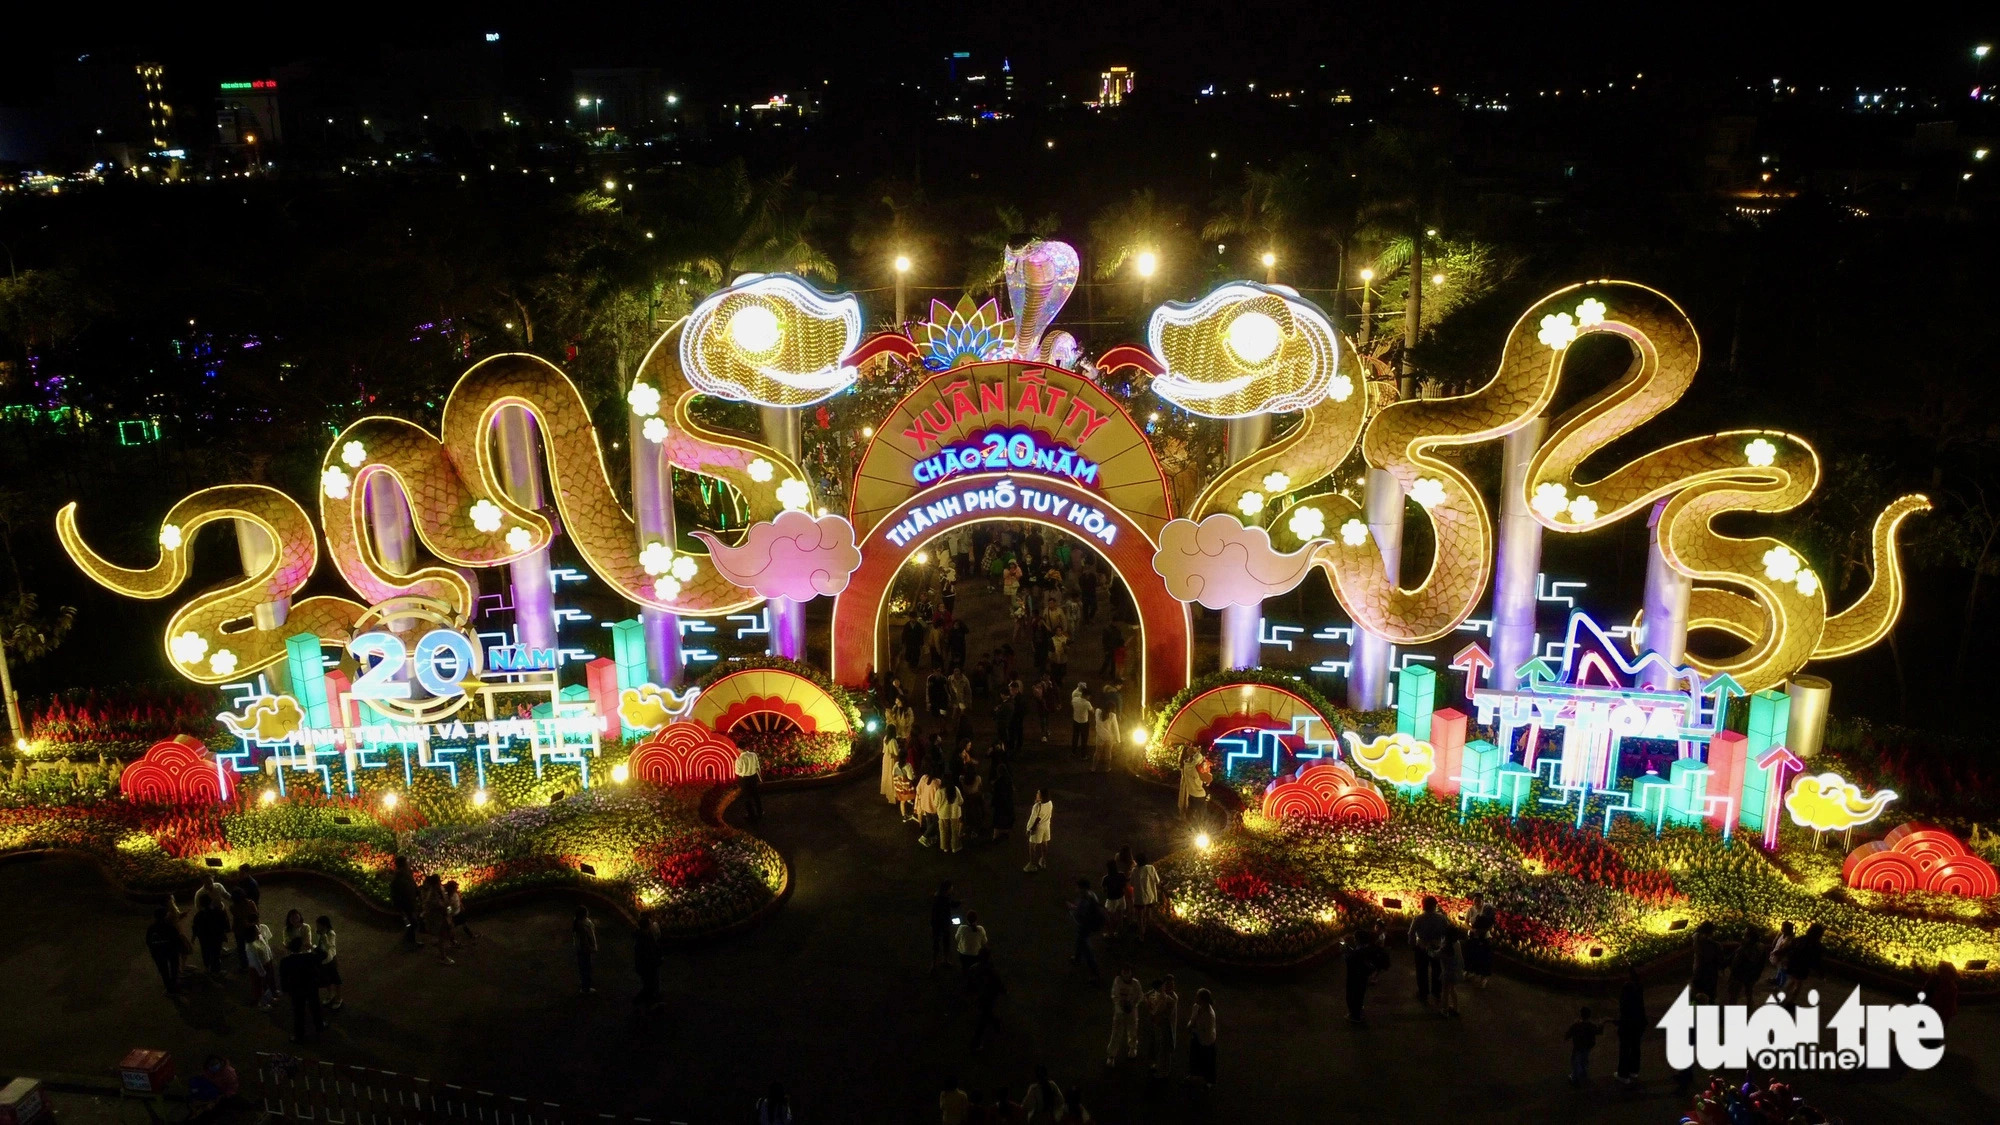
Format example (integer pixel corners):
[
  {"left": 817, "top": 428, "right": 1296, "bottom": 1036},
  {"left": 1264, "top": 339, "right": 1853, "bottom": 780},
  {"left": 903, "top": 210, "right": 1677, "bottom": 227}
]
[
  {"left": 1218, "top": 414, "right": 1272, "bottom": 670},
  {"left": 630, "top": 411, "right": 681, "bottom": 684},
  {"left": 758, "top": 405, "right": 806, "bottom": 660},
  {"left": 365, "top": 476, "right": 417, "bottom": 577},
  {"left": 495, "top": 405, "right": 557, "bottom": 652},
  {"left": 1347, "top": 467, "right": 1404, "bottom": 711},
  {"left": 1639, "top": 499, "right": 1691, "bottom": 688},
  {"left": 1490, "top": 417, "right": 1545, "bottom": 690}
]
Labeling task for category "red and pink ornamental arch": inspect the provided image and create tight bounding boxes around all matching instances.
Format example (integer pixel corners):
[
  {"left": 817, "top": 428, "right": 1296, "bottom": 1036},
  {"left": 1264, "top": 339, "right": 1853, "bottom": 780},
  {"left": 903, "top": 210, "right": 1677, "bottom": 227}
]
[{"left": 831, "top": 359, "right": 1191, "bottom": 708}]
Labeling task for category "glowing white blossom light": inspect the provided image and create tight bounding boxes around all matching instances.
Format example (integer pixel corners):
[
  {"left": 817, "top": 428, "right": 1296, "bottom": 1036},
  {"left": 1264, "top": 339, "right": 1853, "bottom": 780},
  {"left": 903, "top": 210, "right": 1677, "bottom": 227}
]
[
  {"left": 1262, "top": 471, "right": 1292, "bottom": 493},
  {"left": 654, "top": 576, "right": 683, "bottom": 601},
  {"left": 1237, "top": 491, "right": 1266, "bottom": 516},
  {"left": 208, "top": 649, "right": 239, "bottom": 676},
  {"left": 747, "top": 458, "right": 775, "bottom": 483},
  {"left": 1566, "top": 495, "right": 1600, "bottom": 523},
  {"left": 468, "top": 499, "right": 505, "bottom": 533},
  {"left": 505, "top": 527, "right": 533, "bottom": 552},
  {"left": 158, "top": 524, "right": 183, "bottom": 551},
  {"left": 1794, "top": 568, "right": 1821, "bottom": 597},
  {"left": 1537, "top": 312, "right": 1577, "bottom": 350},
  {"left": 1762, "top": 545, "right": 1802, "bottom": 582},
  {"left": 627, "top": 381, "right": 662, "bottom": 417},
  {"left": 321, "top": 466, "right": 352, "bottom": 500},
  {"left": 341, "top": 440, "right": 368, "bottom": 468},
  {"left": 776, "top": 478, "right": 812, "bottom": 511},
  {"left": 170, "top": 631, "right": 209, "bottom": 666},
  {"left": 1409, "top": 477, "right": 1447, "bottom": 508},
  {"left": 1575, "top": 298, "right": 1608, "bottom": 327},
  {"left": 1340, "top": 518, "right": 1370, "bottom": 547},
  {"left": 1745, "top": 438, "right": 1777, "bottom": 467},
  {"left": 1288, "top": 506, "right": 1326, "bottom": 540},
  {"left": 640, "top": 541, "right": 674, "bottom": 576},
  {"left": 1532, "top": 481, "right": 1570, "bottom": 519},
  {"left": 642, "top": 416, "right": 669, "bottom": 444},
  {"left": 1329, "top": 373, "right": 1355, "bottom": 402},
  {"left": 669, "top": 555, "right": 698, "bottom": 582}
]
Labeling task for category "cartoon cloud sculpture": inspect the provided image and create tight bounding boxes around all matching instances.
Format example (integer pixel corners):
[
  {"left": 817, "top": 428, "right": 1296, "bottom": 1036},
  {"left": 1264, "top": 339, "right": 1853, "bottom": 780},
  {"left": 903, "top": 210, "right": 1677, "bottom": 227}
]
[
  {"left": 1152, "top": 513, "right": 1318, "bottom": 609},
  {"left": 694, "top": 510, "right": 862, "bottom": 601},
  {"left": 217, "top": 694, "right": 306, "bottom": 742},
  {"left": 1147, "top": 282, "right": 1348, "bottom": 419},
  {"left": 1784, "top": 772, "right": 1898, "bottom": 833},
  {"left": 1343, "top": 731, "right": 1438, "bottom": 788},
  {"left": 679, "top": 274, "right": 863, "bottom": 408}
]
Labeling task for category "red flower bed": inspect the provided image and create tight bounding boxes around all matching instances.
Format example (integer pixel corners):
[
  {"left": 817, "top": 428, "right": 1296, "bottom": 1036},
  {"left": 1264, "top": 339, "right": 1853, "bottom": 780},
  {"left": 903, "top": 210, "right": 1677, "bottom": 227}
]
[
  {"left": 1490, "top": 910, "right": 1592, "bottom": 958},
  {"left": 1217, "top": 870, "right": 1271, "bottom": 900},
  {"left": 1497, "top": 818, "right": 1682, "bottom": 907},
  {"left": 637, "top": 837, "right": 720, "bottom": 888}
]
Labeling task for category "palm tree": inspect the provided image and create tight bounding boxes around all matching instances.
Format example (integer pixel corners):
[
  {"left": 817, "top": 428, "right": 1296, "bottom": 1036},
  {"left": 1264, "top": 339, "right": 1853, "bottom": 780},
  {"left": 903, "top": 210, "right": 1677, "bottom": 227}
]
[
  {"left": 1360, "top": 127, "right": 1459, "bottom": 393},
  {"left": 964, "top": 204, "right": 1061, "bottom": 293},
  {"left": 1089, "top": 188, "right": 1195, "bottom": 325},
  {"left": 656, "top": 161, "right": 837, "bottom": 290}
]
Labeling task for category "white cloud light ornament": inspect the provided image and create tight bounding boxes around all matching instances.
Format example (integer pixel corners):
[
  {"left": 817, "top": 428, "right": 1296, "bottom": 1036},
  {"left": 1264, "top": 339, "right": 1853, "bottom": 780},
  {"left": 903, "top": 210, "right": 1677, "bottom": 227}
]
[
  {"left": 693, "top": 510, "right": 862, "bottom": 601},
  {"left": 1152, "top": 513, "right": 1319, "bottom": 609}
]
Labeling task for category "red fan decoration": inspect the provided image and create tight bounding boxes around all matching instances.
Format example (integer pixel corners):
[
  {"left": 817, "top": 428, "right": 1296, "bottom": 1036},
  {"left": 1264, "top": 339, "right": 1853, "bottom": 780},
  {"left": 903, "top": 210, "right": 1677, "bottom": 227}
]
[
  {"left": 1843, "top": 823, "right": 1999, "bottom": 898},
  {"left": 627, "top": 723, "right": 740, "bottom": 787},
  {"left": 1261, "top": 762, "right": 1390, "bottom": 826},
  {"left": 120, "top": 735, "right": 237, "bottom": 805}
]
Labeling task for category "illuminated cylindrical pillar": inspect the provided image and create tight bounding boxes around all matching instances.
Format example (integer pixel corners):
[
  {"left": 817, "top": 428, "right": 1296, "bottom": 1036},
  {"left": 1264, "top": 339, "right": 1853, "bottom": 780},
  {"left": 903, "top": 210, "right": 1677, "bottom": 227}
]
[
  {"left": 236, "top": 519, "right": 289, "bottom": 632},
  {"left": 630, "top": 413, "right": 682, "bottom": 685},
  {"left": 495, "top": 405, "right": 557, "bottom": 652},
  {"left": 1639, "top": 499, "right": 1691, "bottom": 688},
  {"left": 1349, "top": 467, "right": 1404, "bottom": 710},
  {"left": 1491, "top": 418, "right": 1545, "bottom": 690},
  {"left": 758, "top": 405, "right": 805, "bottom": 660},
  {"left": 1786, "top": 675, "right": 1832, "bottom": 758},
  {"left": 365, "top": 476, "right": 417, "bottom": 577},
  {"left": 1218, "top": 415, "right": 1273, "bottom": 671}
]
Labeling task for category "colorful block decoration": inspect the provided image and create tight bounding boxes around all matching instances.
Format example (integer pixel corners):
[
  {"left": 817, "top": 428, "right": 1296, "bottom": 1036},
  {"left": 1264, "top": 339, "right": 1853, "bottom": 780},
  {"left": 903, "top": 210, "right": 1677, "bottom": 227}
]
[
  {"left": 1707, "top": 730, "right": 1749, "bottom": 833},
  {"left": 1738, "top": 689, "right": 1791, "bottom": 834},
  {"left": 1429, "top": 707, "right": 1468, "bottom": 798},
  {"left": 611, "top": 619, "right": 648, "bottom": 690},
  {"left": 286, "top": 632, "right": 332, "bottom": 729},
  {"left": 586, "top": 657, "right": 620, "bottom": 738},
  {"left": 1396, "top": 665, "right": 1437, "bottom": 741}
]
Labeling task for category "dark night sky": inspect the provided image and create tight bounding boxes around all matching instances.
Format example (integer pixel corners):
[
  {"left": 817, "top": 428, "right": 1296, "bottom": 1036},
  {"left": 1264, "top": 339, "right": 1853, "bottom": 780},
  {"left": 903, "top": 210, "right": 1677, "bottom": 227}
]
[{"left": 3, "top": 2, "right": 1993, "bottom": 99}]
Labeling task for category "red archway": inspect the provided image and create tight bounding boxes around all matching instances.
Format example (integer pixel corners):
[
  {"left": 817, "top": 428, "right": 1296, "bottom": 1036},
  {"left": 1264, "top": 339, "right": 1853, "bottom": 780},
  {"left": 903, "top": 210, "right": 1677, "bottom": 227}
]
[{"left": 830, "top": 476, "right": 1191, "bottom": 708}]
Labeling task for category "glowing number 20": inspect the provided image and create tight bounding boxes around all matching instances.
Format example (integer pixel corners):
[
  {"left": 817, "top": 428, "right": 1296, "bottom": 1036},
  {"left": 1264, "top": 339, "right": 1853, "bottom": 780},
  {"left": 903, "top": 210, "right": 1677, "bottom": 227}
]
[{"left": 349, "top": 628, "right": 482, "bottom": 701}]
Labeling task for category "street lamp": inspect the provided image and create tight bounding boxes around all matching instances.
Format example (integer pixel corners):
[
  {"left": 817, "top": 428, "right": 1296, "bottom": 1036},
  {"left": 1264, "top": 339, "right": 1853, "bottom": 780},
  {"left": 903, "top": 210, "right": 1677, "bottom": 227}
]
[
  {"left": 1135, "top": 250, "right": 1158, "bottom": 308},
  {"left": 1431, "top": 271, "right": 1446, "bottom": 287},
  {"left": 1357, "top": 267, "right": 1376, "bottom": 347},
  {"left": 1260, "top": 250, "right": 1277, "bottom": 284},
  {"left": 893, "top": 254, "right": 912, "bottom": 328}
]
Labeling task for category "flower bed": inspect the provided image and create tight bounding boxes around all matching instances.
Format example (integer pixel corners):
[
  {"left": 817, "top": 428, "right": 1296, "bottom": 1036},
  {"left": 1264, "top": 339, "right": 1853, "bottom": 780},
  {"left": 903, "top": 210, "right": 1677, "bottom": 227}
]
[
  {"left": 1157, "top": 786, "right": 2000, "bottom": 980},
  {"left": 22, "top": 685, "right": 224, "bottom": 759},
  {"left": 0, "top": 757, "right": 786, "bottom": 938}
]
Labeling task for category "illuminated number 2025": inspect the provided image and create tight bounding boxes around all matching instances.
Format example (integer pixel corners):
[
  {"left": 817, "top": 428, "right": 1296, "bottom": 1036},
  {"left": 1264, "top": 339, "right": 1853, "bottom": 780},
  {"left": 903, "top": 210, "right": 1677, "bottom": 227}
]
[{"left": 348, "top": 628, "right": 482, "bottom": 700}]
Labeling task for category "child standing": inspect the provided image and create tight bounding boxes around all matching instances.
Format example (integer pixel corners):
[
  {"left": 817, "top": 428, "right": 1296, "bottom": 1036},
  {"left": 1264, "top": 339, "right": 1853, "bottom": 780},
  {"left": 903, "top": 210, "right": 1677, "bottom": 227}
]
[{"left": 1565, "top": 1006, "right": 1605, "bottom": 1085}]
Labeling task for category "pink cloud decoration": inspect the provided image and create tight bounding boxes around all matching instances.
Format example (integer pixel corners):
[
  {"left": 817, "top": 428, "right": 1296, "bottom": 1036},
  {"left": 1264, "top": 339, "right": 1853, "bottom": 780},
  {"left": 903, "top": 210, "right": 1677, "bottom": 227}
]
[
  {"left": 694, "top": 510, "right": 862, "bottom": 601},
  {"left": 1152, "top": 514, "right": 1318, "bottom": 609}
]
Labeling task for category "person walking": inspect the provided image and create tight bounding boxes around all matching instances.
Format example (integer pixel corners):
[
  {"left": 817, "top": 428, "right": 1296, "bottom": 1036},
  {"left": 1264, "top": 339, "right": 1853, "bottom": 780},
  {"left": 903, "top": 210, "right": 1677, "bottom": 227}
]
[
  {"left": 940, "top": 1076, "right": 971, "bottom": 1125},
  {"left": 1069, "top": 879, "right": 1105, "bottom": 981},
  {"left": 390, "top": 855, "right": 420, "bottom": 947},
  {"left": 1019, "top": 1066, "right": 1065, "bottom": 1124},
  {"left": 1131, "top": 852, "right": 1160, "bottom": 937},
  {"left": 1727, "top": 927, "right": 1766, "bottom": 1004},
  {"left": 1438, "top": 929, "right": 1465, "bottom": 1017},
  {"left": 970, "top": 962, "right": 1007, "bottom": 1051},
  {"left": 939, "top": 782, "right": 965, "bottom": 854},
  {"left": 930, "top": 881, "right": 961, "bottom": 971},
  {"left": 278, "top": 936, "right": 325, "bottom": 1042},
  {"left": 244, "top": 921, "right": 276, "bottom": 1009},
  {"left": 1101, "top": 860, "right": 1129, "bottom": 937},
  {"left": 1465, "top": 895, "right": 1496, "bottom": 985},
  {"left": 443, "top": 880, "right": 475, "bottom": 941},
  {"left": 572, "top": 905, "right": 599, "bottom": 994},
  {"left": 1343, "top": 924, "right": 1391, "bottom": 1025},
  {"left": 1408, "top": 896, "right": 1449, "bottom": 1007},
  {"left": 954, "top": 911, "right": 990, "bottom": 976},
  {"left": 988, "top": 750, "right": 1016, "bottom": 843},
  {"left": 1107, "top": 966, "right": 1143, "bottom": 1066},
  {"left": 1768, "top": 920, "right": 1797, "bottom": 993},
  {"left": 192, "top": 894, "right": 230, "bottom": 976},
  {"left": 1145, "top": 975, "right": 1181, "bottom": 1075},
  {"left": 420, "top": 874, "right": 457, "bottom": 964},
  {"left": 1615, "top": 968, "right": 1646, "bottom": 1086},
  {"left": 1069, "top": 683, "right": 1092, "bottom": 758},
  {"left": 313, "top": 915, "right": 343, "bottom": 1010},
  {"left": 145, "top": 907, "right": 185, "bottom": 994},
  {"left": 880, "top": 732, "right": 902, "bottom": 804},
  {"left": 915, "top": 772, "right": 942, "bottom": 848},
  {"left": 1785, "top": 922, "right": 1826, "bottom": 998},
  {"left": 1186, "top": 989, "right": 1219, "bottom": 1089},
  {"left": 1090, "top": 704, "right": 1120, "bottom": 773},
  {"left": 734, "top": 743, "right": 764, "bottom": 822},
  {"left": 1024, "top": 789, "right": 1053, "bottom": 872},
  {"left": 1565, "top": 1006, "right": 1605, "bottom": 1085}
]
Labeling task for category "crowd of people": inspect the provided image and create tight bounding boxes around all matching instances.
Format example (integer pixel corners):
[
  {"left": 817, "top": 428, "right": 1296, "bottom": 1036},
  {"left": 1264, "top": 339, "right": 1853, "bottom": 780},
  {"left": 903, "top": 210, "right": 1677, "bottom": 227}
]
[{"left": 141, "top": 871, "right": 346, "bottom": 1042}]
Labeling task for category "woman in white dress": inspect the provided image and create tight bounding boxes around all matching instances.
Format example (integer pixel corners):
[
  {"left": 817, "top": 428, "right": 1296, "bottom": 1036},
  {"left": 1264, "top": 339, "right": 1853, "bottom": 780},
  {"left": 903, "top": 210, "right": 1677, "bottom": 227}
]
[
  {"left": 879, "top": 734, "right": 901, "bottom": 803},
  {"left": 1024, "top": 788, "right": 1054, "bottom": 872}
]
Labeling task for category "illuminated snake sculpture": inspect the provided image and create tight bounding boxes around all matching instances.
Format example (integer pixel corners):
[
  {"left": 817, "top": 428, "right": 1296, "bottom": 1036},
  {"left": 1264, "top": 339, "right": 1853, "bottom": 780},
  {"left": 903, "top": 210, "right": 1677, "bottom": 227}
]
[
  {"left": 1513, "top": 281, "right": 1926, "bottom": 690},
  {"left": 59, "top": 275, "right": 860, "bottom": 683},
  {"left": 1151, "top": 282, "right": 1554, "bottom": 644}
]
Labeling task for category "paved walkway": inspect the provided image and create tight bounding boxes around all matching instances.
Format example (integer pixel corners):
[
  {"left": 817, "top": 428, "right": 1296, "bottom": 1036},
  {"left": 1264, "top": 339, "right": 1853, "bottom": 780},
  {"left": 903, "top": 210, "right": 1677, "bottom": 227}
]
[{"left": 3, "top": 539, "right": 1998, "bottom": 1123}]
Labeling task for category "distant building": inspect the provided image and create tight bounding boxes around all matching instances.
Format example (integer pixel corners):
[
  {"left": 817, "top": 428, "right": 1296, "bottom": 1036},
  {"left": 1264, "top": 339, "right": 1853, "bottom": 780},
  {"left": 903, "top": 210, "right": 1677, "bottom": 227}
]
[
  {"left": 1099, "top": 66, "right": 1135, "bottom": 108},
  {"left": 571, "top": 68, "right": 670, "bottom": 132},
  {"left": 216, "top": 80, "right": 281, "bottom": 147},
  {"left": 138, "top": 63, "right": 173, "bottom": 149}
]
